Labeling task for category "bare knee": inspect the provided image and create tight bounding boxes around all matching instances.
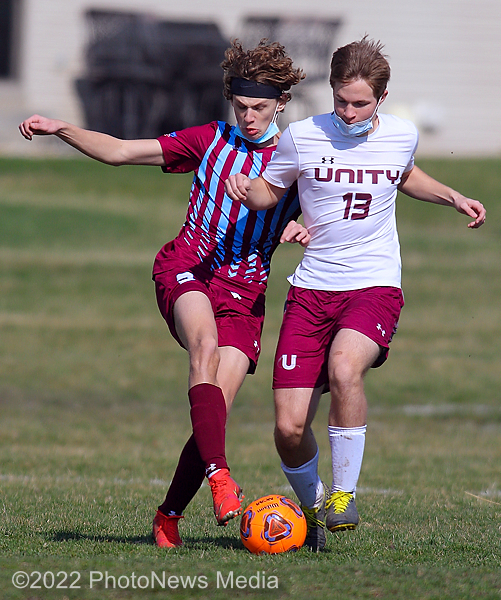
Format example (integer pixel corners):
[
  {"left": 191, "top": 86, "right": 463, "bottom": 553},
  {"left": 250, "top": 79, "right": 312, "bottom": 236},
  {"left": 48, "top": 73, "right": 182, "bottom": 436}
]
[
  {"left": 274, "top": 387, "right": 322, "bottom": 465},
  {"left": 328, "top": 330, "right": 379, "bottom": 398},
  {"left": 189, "top": 335, "right": 220, "bottom": 381},
  {"left": 328, "top": 354, "right": 368, "bottom": 427},
  {"left": 329, "top": 354, "right": 364, "bottom": 396},
  {"left": 274, "top": 418, "right": 307, "bottom": 455}
]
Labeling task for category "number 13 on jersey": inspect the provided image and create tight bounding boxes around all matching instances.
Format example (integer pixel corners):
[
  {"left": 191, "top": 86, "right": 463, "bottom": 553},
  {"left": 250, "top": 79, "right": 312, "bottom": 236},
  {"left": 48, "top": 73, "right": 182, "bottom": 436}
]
[{"left": 343, "top": 193, "right": 372, "bottom": 220}]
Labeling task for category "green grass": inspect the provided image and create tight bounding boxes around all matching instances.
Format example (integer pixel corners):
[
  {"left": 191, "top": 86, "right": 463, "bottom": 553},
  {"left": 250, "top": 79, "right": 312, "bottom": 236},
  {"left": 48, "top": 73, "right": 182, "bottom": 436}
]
[{"left": 0, "top": 156, "right": 500, "bottom": 599}]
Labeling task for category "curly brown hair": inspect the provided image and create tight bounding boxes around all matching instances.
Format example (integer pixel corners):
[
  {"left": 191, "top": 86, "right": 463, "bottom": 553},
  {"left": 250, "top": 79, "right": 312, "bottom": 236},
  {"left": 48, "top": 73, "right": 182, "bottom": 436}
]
[
  {"left": 329, "top": 36, "right": 390, "bottom": 100},
  {"left": 221, "top": 39, "right": 305, "bottom": 103}
]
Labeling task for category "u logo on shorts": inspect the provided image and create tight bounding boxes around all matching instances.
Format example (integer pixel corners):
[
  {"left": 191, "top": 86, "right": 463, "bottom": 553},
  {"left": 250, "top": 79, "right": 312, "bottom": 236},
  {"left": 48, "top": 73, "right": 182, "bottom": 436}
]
[{"left": 281, "top": 354, "right": 297, "bottom": 370}]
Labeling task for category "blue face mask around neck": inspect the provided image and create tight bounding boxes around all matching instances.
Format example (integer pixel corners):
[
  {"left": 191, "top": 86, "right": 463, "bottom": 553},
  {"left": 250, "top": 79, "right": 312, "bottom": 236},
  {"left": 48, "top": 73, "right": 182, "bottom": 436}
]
[
  {"left": 234, "top": 121, "right": 280, "bottom": 144},
  {"left": 234, "top": 105, "right": 280, "bottom": 145},
  {"left": 330, "top": 97, "right": 383, "bottom": 137}
]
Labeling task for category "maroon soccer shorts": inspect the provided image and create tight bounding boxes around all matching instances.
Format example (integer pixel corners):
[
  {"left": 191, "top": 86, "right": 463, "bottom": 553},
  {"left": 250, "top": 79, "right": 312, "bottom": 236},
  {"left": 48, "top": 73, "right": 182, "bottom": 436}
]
[
  {"left": 154, "top": 251, "right": 265, "bottom": 374},
  {"left": 273, "top": 285, "right": 404, "bottom": 389}
]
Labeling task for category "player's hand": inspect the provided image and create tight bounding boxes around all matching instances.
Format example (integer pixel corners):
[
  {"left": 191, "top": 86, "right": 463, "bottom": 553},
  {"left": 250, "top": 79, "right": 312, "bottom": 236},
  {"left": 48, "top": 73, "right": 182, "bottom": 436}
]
[
  {"left": 225, "top": 173, "right": 251, "bottom": 202},
  {"left": 19, "top": 115, "right": 62, "bottom": 140},
  {"left": 452, "top": 195, "right": 486, "bottom": 229},
  {"left": 280, "top": 220, "right": 311, "bottom": 247}
]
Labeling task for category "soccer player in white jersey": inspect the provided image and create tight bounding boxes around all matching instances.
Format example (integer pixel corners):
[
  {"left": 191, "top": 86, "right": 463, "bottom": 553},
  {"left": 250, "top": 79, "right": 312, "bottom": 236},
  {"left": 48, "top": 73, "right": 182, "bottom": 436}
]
[{"left": 225, "top": 36, "right": 486, "bottom": 551}]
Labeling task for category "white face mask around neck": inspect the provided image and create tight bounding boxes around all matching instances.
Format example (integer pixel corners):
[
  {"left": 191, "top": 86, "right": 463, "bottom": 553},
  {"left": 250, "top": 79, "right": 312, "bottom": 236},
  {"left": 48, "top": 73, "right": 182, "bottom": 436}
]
[{"left": 330, "top": 96, "right": 383, "bottom": 137}]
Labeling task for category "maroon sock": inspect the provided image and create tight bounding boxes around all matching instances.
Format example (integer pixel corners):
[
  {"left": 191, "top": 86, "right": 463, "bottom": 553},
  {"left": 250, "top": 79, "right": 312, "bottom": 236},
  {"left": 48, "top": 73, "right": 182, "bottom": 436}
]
[
  {"left": 158, "top": 434, "right": 205, "bottom": 516},
  {"left": 189, "top": 382, "right": 228, "bottom": 477}
]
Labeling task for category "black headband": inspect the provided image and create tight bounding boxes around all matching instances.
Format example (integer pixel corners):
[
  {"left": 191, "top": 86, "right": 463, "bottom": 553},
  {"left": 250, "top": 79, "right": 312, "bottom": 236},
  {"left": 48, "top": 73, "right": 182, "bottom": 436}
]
[{"left": 230, "top": 77, "right": 283, "bottom": 99}]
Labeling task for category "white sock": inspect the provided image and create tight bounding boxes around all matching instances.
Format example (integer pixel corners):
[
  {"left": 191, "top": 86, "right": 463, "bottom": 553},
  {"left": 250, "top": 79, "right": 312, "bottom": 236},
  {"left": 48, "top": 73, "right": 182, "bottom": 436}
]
[
  {"left": 328, "top": 425, "right": 367, "bottom": 496},
  {"left": 281, "top": 448, "right": 324, "bottom": 509}
]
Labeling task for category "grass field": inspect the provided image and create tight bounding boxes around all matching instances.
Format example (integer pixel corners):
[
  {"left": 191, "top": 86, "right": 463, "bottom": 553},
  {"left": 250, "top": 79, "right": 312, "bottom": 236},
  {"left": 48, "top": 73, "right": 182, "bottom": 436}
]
[{"left": 0, "top": 155, "right": 500, "bottom": 599}]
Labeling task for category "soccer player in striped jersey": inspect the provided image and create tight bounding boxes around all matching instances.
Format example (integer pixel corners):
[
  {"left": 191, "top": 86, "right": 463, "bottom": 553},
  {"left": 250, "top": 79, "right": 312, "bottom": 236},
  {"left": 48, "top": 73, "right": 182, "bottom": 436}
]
[{"left": 19, "top": 39, "right": 307, "bottom": 548}]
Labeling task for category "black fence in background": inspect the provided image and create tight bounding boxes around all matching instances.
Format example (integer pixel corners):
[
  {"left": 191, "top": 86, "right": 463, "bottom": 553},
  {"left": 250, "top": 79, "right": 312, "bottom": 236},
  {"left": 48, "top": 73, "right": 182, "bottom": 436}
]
[
  {"left": 241, "top": 17, "right": 342, "bottom": 124},
  {"left": 76, "top": 10, "right": 229, "bottom": 139}
]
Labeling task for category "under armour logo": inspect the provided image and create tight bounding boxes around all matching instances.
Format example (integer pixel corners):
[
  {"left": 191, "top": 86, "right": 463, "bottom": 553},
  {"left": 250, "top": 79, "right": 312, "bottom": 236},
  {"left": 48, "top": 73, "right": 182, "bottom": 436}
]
[
  {"left": 281, "top": 354, "right": 297, "bottom": 370},
  {"left": 231, "top": 291, "right": 242, "bottom": 300},
  {"left": 376, "top": 323, "right": 386, "bottom": 337},
  {"left": 321, "top": 156, "right": 336, "bottom": 164},
  {"left": 206, "top": 463, "right": 218, "bottom": 476},
  {"left": 176, "top": 271, "right": 195, "bottom": 284}
]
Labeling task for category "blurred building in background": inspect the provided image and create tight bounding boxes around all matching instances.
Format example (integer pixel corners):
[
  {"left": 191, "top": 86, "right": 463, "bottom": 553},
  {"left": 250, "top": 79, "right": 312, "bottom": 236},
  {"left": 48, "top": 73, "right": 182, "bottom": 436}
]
[
  {"left": 75, "top": 10, "right": 229, "bottom": 139},
  {"left": 1, "top": 0, "right": 500, "bottom": 157}
]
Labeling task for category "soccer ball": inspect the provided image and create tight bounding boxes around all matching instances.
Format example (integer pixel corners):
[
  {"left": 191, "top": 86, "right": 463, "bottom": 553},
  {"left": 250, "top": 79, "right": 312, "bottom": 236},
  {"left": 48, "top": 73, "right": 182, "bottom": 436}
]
[{"left": 240, "top": 494, "right": 307, "bottom": 554}]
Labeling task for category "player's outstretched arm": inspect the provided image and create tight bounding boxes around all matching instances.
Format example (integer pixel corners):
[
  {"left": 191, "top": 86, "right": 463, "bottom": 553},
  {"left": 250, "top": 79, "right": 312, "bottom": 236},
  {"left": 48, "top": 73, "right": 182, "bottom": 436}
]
[
  {"left": 19, "top": 114, "right": 164, "bottom": 167},
  {"left": 225, "top": 173, "right": 285, "bottom": 210},
  {"left": 280, "top": 220, "right": 311, "bottom": 247},
  {"left": 398, "top": 165, "right": 486, "bottom": 229}
]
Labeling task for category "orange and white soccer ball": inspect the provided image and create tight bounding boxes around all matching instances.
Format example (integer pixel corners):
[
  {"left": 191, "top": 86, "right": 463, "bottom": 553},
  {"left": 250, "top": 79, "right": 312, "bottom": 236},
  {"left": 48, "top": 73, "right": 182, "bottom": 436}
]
[{"left": 240, "top": 494, "right": 307, "bottom": 554}]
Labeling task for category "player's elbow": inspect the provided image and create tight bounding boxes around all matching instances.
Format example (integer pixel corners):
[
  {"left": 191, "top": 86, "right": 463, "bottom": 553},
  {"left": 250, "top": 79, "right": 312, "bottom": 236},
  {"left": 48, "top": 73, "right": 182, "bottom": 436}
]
[
  {"left": 108, "top": 149, "right": 131, "bottom": 167},
  {"left": 106, "top": 140, "right": 139, "bottom": 166}
]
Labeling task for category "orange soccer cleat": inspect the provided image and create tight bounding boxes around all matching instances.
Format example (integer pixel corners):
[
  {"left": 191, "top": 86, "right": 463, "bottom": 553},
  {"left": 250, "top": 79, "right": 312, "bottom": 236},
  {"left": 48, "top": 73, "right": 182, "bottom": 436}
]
[
  {"left": 208, "top": 469, "right": 244, "bottom": 526},
  {"left": 152, "top": 510, "right": 183, "bottom": 548}
]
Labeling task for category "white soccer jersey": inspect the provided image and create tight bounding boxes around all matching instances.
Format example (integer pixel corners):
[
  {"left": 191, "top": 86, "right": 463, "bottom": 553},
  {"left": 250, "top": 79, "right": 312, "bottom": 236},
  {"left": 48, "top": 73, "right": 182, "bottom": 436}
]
[{"left": 263, "top": 112, "right": 419, "bottom": 291}]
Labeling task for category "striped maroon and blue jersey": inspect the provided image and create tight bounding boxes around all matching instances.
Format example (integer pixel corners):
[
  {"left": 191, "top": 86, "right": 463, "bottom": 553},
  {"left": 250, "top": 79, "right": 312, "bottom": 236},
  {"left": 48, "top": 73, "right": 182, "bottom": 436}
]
[{"left": 153, "top": 121, "right": 300, "bottom": 292}]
